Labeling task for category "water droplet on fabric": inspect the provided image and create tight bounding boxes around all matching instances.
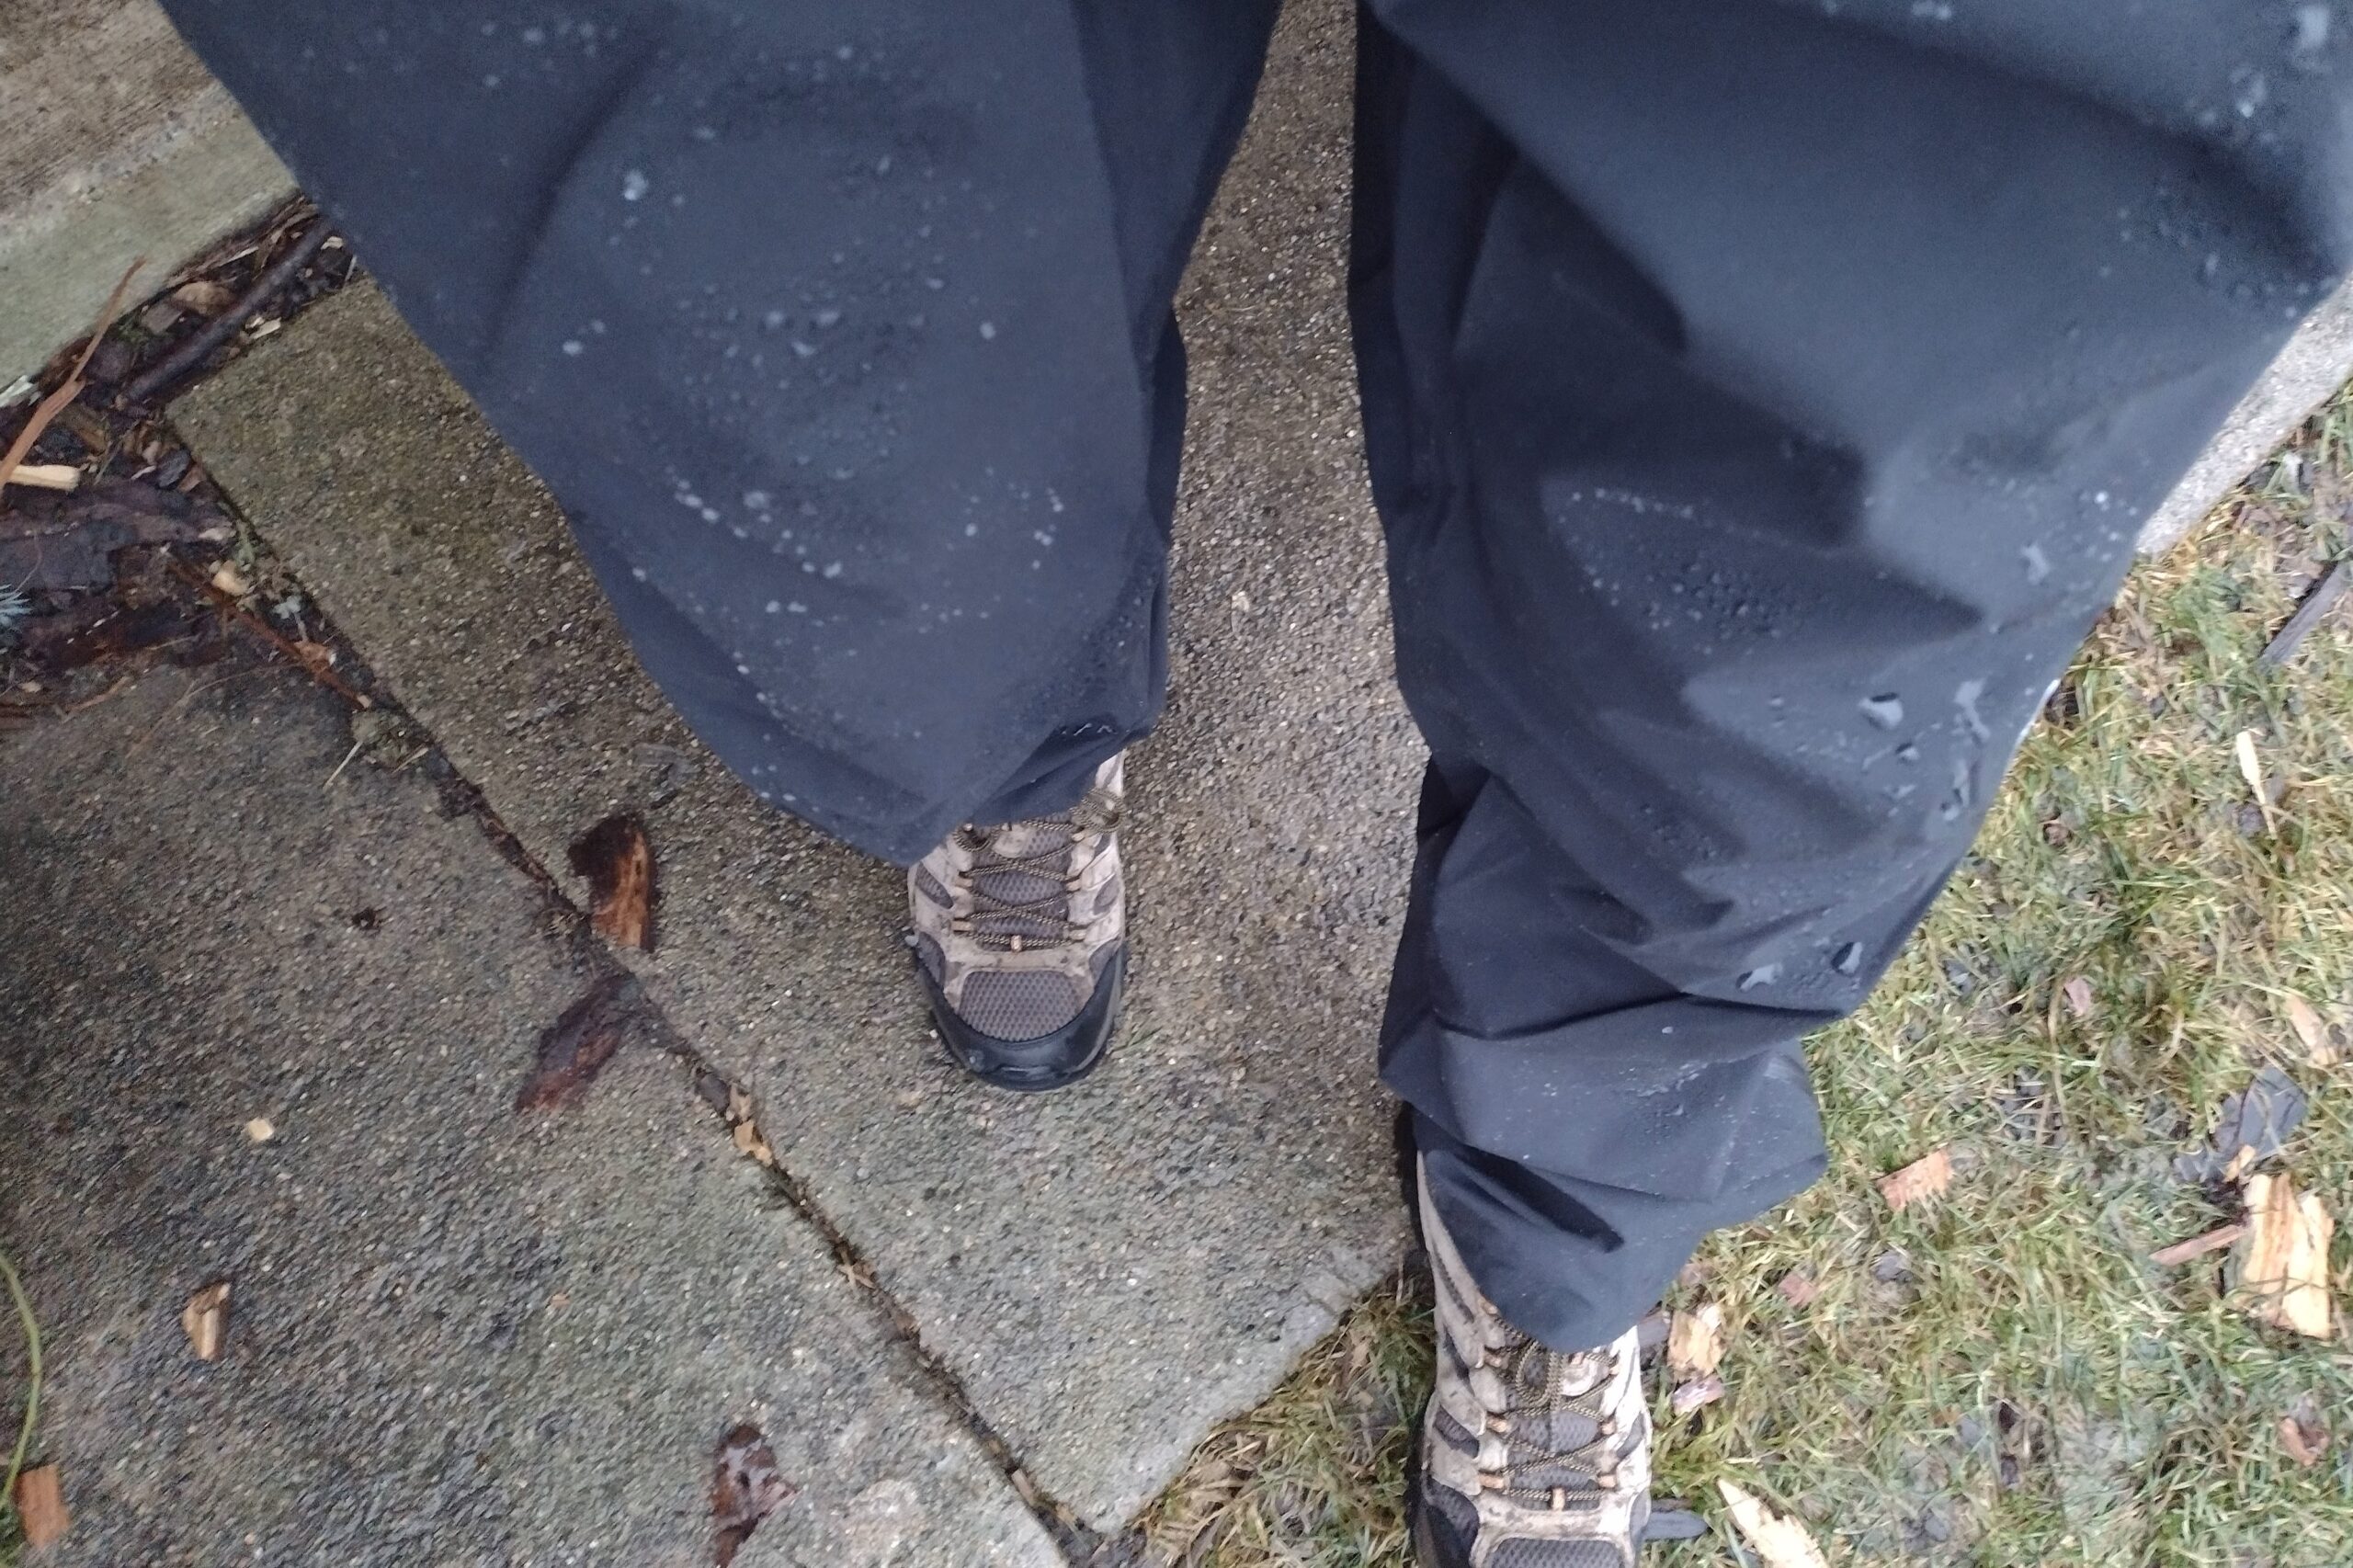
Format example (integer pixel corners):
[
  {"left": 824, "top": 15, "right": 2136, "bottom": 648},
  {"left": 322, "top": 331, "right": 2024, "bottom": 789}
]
[
  {"left": 1833, "top": 942, "right": 1864, "bottom": 975},
  {"left": 1859, "top": 695, "right": 1904, "bottom": 730},
  {"left": 2020, "top": 543, "right": 2051, "bottom": 584},
  {"left": 622, "top": 169, "right": 650, "bottom": 201},
  {"left": 1739, "top": 964, "right": 1782, "bottom": 991}
]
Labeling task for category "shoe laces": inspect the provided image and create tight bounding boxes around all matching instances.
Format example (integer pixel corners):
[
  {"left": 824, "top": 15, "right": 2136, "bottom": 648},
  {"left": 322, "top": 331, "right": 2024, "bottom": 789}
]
[
  {"left": 949, "top": 787, "right": 1121, "bottom": 953},
  {"left": 1473, "top": 1329, "right": 1645, "bottom": 1510}
]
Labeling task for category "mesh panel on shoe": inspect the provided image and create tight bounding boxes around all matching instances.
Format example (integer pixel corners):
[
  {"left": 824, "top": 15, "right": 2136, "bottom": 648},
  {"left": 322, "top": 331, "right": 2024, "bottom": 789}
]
[
  {"left": 914, "top": 932, "right": 946, "bottom": 985},
  {"left": 914, "top": 865, "right": 952, "bottom": 908},
  {"left": 1490, "top": 1540, "right": 1626, "bottom": 1568},
  {"left": 957, "top": 970, "right": 1082, "bottom": 1040}
]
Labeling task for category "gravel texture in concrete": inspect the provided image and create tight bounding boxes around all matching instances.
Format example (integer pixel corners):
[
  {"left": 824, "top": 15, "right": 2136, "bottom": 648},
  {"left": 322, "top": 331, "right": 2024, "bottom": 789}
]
[
  {"left": 170, "top": 0, "right": 1415, "bottom": 1528},
  {"left": 0, "top": 663, "right": 1058, "bottom": 1567}
]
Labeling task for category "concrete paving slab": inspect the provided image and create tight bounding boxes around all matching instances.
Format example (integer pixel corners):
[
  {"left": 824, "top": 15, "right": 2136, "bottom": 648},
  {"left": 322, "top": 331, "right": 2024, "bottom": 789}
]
[
  {"left": 0, "top": 0, "right": 292, "bottom": 382},
  {"left": 170, "top": 0, "right": 1414, "bottom": 1528},
  {"left": 0, "top": 663, "right": 1059, "bottom": 1566}
]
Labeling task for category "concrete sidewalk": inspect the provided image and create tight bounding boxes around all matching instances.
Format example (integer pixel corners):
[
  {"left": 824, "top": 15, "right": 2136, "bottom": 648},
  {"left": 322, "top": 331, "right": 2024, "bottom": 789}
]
[{"left": 0, "top": 658, "right": 1059, "bottom": 1565}]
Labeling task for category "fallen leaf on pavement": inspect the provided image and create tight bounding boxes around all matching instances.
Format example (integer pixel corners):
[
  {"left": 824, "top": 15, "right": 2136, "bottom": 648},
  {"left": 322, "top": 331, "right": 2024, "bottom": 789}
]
[
  {"left": 14, "top": 1462, "right": 68, "bottom": 1547},
  {"left": 1667, "top": 1302, "right": 1724, "bottom": 1379},
  {"left": 2284, "top": 995, "right": 2338, "bottom": 1068},
  {"left": 515, "top": 973, "right": 635, "bottom": 1111},
  {"left": 1670, "top": 1375, "right": 1726, "bottom": 1416},
  {"left": 2150, "top": 1222, "right": 2246, "bottom": 1267},
  {"left": 2175, "top": 1067, "right": 2308, "bottom": 1184},
  {"left": 1717, "top": 1480, "right": 1830, "bottom": 1568},
  {"left": 182, "top": 1279, "right": 230, "bottom": 1361},
  {"left": 2061, "top": 977, "right": 2094, "bottom": 1019},
  {"left": 722, "top": 1084, "right": 777, "bottom": 1167},
  {"left": 711, "top": 1422, "right": 796, "bottom": 1566},
  {"left": 568, "top": 813, "right": 656, "bottom": 951},
  {"left": 1878, "top": 1148, "right": 1953, "bottom": 1213},
  {"left": 2236, "top": 1172, "right": 2336, "bottom": 1339}
]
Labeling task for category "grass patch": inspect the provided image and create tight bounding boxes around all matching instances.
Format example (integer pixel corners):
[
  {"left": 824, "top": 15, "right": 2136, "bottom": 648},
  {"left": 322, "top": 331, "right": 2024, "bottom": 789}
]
[{"left": 1134, "top": 396, "right": 2353, "bottom": 1565}]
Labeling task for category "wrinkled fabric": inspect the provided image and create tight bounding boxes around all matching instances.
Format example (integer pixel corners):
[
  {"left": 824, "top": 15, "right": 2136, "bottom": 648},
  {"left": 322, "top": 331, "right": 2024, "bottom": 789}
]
[{"left": 164, "top": 0, "right": 2352, "bottom": 1349}]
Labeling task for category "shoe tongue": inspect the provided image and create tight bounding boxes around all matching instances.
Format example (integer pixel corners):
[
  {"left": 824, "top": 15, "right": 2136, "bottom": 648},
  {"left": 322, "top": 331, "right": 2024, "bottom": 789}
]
[
  {"left": 972, "top": 820, "right": 1072, "bottom": 943},
  {"left": 1505, "top": 1352, "right": 1612, "bottom": 1492}
]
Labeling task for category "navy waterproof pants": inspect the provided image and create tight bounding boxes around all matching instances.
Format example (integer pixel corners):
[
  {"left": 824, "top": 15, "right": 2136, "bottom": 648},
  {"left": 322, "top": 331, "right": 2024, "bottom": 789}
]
[{"left": 161, "top": 0, "right": 2353, "bottom": 1349}]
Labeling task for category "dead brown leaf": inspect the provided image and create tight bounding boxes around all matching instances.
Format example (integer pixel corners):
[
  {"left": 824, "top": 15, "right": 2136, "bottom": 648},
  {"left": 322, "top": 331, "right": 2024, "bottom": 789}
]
[
  {"left": 1718, "top": 1480, "right": 1830, "bottom": 1568},
  {"left": 2060, "top": 976, "right": 2094, "bottom": 1019},
  {"left": 1667, "top": 1302, "right": 1725, "bottom": 1379},
  {"left": 710, "top": 1422, "right": 796, "bottom": 1566},
  {"left": 1670, "top": 1375, "right": 1726, "bottom": 1416},
  {"left": 2150, "top": 1222, "right": 2247, "bottom": 1267},
  {"left": 515, "top": 973, "right": 635, "bottom": 1111},
  {"left": 2284, "top": 994, "right": 2338, "bottom": 1068},
  {"left": 181, "top": 1279, "right": 230, "bottom": 1360},
  {"left": 13, "top": 1462, "right": 68, "bottom": 1548},
  {"left": 1878, "top": 1148, "right": 1954, "bottom": 1213},
  {"left": 568, "top": 813, "right": 656, "bottom": 951},
  {"left": 170, "top": 278, "right": 237, "bottom": 315},
  {"left": 2236, "top": 1171, "right": 2336, "bottom": 1339},
  {"left": 2279, "top": 1409, "right": 2330, "bottom": 1468},
  {"left": 1774, "top": 1271, "right": 1820, "bottom": 1309}
]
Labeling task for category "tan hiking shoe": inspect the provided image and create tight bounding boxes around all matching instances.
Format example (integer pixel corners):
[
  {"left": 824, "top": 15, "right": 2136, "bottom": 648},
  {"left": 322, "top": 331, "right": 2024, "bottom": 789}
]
[
  {"left": 907, "top": 754, "right": 1128, "bottom": 1091},
  {"left": 1415, "top": 1160, "right": 1653, "bottom": 1567}
]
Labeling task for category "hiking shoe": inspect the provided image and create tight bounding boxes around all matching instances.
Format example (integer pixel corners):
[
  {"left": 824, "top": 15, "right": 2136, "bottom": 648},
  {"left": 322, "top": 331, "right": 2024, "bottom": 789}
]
[
  {"left": 908, "top": 754, "right": 1128, "bottom": 1092},
  {"left": 1414, "top": 1159, "right": 1653, "bottom": 1567}
]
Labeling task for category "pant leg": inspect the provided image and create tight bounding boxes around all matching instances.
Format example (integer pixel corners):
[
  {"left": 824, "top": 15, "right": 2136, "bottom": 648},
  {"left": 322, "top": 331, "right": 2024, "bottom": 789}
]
[
  {"left": 1352, "top": 0, "right": 2353, "bottom": 1350},
  {"left": 155, "top": 0, "right": 1279, "bottom": 862}
]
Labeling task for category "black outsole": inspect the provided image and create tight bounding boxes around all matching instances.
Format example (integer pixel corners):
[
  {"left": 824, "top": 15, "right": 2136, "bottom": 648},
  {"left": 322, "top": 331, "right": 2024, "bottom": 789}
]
[{"left": 918, "top": 946, "right": 1127, "bottom": 1094}]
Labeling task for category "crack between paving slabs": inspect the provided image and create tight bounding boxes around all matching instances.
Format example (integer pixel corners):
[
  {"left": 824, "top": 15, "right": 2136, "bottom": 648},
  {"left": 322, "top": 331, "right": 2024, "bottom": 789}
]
[
  {"left": 149, "top": 449, "right": 1108, "bottom": 1565},
  {"left": 6, "top": 200, "right": 1107, "bottom": 1559}
]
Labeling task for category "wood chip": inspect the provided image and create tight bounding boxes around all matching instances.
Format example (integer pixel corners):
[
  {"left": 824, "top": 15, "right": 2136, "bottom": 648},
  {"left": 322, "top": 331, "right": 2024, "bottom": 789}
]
[
  {"left": 13, "top": 1462, "right": 68, "bottom": 1548},
  {"left": 2060, "top": 976, "right": 2094, "bottom": 1019},
  {"left": 2150, "top": 1222, "right": 2246, "bottom": 1267},
  {"left": 3, "top": 462, "right": 81, "bottom": 493},
  {"left": 182, "top": 1279, "right": 231, "bottom": 1360},
  {"left": 2284, "top": 994, "right": 2337, "bottom": 1068},
  {"left": 1878, "top": 1148, "right": 1953, "bottom": 1213},
  {"left": 1670, "top": 1375, "right": 1726, "bottom": 1416},
  {"left": 567, "top": 813, "right": 656, "bottom": 951},
  {"left": 1667, "top": 1302, "right": 1725, "bottom": 1379},
  {"left": 1717, "top": 1480, "right": 1830, "bottom": 1568},
  {"left": 243, "top": 1116, "right": 275, "bottom": 1142},
  {"left": 2234, "top": 729, "right": 2280, "bottom": 835},
  {"left": 2236, "top": 1172, "right": 2336, "bottom": 1339},
  {"left": 2279, "top": 1412, "right": 2330, "bottom": 1468},
  {"left": 210, "top": 562, "right": 253, "bottom": 597}
]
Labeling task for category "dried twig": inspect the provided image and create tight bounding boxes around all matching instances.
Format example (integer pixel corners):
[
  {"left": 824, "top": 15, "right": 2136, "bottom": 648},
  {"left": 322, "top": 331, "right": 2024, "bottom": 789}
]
[
  {"left": 166, "top": 557, "right": 372, "bottom": 709},
  {"left": 124, "top": 223, "right": 329, "bottom": 405},
  {"left": 2259, "top": 560, "right": 2349, "bottom": 668},
  {"left": 0, "top": 258, "right": 144, "bottom": 493}
]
